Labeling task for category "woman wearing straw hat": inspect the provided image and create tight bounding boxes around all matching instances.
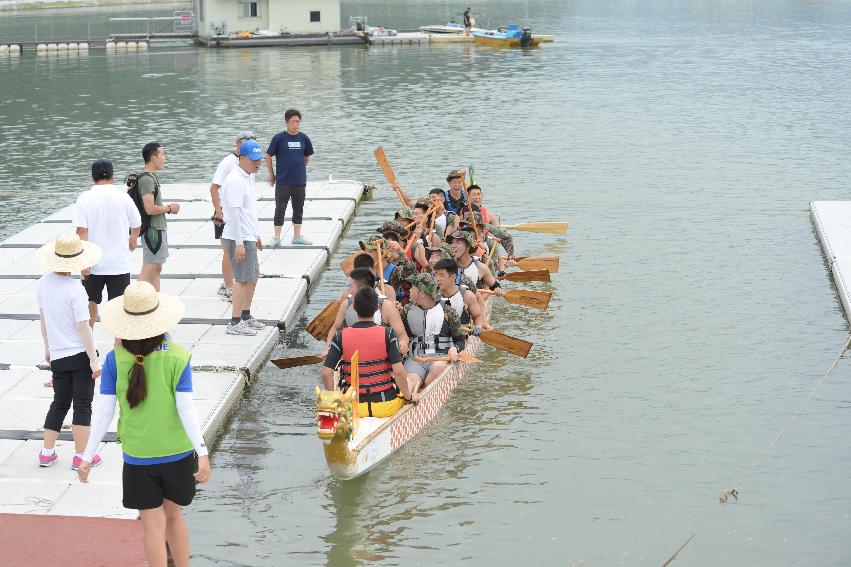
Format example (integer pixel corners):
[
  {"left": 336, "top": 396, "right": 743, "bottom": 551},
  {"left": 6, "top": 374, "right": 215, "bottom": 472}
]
[
  {"left": 36, "top": 232, "right": 103, "bottom": 469},
  {"left": 77, "top": 281, "right": 211, "bottom": 567}
]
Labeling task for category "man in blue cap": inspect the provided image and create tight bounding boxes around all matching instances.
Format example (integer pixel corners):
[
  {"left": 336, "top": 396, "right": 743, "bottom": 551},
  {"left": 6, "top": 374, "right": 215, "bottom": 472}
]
[
  {"left": 209, "top": 130, "right": 256, "bottom": 302},
  {"left": 220, "top": 139, "right": 266, "bottom": 336}
]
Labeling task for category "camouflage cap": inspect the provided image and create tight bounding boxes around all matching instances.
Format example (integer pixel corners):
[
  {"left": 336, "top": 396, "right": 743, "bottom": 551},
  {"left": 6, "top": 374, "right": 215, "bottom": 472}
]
[
  {"left": 407, "top": 272, "right": 440, "bottom": 299},
  {"left": 359, "top": 234, "right": 387, "bottom": 251},
  {"left": 426, "top": 243, "right": 455, "bottom": 260},
  {"left": 446, "top": 169, "right": 465, "bottom": 182},
  {"left": 416, "top": 195, "right": 431, "bottom": 206},
  {"left": 462, "top": 210, "right": 485, "bottom": 226},
  {"left": 395, "top": 207, "right": 415, "bottom": 221},
  {"left": 376, "top": 220, "right": 409, "bottom": 238},
  {"left": 446, "top": 229, "right": 475, "bottom": 248}
]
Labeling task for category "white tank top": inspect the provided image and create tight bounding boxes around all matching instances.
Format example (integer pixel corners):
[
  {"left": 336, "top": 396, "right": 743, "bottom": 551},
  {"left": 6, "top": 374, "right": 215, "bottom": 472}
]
[
  {"left": 444, "top": 288, "right": 465, "bottom": 318},
  {"left": 460, "top": 259, "right": 480, "bottom": 287}
]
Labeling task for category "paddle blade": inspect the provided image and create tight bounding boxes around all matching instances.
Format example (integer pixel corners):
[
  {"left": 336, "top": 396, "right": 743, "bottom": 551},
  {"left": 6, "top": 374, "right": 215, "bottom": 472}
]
[
  {"left": 271, "top": 355, "right": 324, "bottom": 369},
  {"left": 306, "top": 299, "right": 341, "bottom": 341},
  {"left": 504, "top": 222, "right": 568, "bottom": 235},
  {"left": 516, "top": 257, "right": 560, "bottom": 273},
  {"left": 504, "top": 289, "right": 552, "bottom": 311},
  {"left": 478, "top": 330, "right": 532, "bottom": 357},
  {"left": 374, "top": 146, "right": 397, "bottom": 185},
  {"left": 340, "top": 252, "right": 359, "bottom": 275},
  {"left": 502, "top": 269, "right": 551, "bottom": 282}
]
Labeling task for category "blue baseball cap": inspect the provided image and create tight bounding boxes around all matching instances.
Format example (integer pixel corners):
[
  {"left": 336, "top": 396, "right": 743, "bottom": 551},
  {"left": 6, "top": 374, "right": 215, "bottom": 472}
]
[{"left": 239, "top": 140, "right": 263, "bottom": 160}]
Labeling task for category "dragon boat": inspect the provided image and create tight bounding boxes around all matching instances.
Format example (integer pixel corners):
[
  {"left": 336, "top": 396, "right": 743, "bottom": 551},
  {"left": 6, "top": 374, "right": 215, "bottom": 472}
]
[{"left": 315, "top": 300, "right": 491, "bottom": 480}]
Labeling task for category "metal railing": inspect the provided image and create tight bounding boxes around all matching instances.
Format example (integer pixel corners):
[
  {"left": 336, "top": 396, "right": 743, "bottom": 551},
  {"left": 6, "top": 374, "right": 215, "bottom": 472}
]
[{"left": 109, "top": 11, "right": 197, "bottom": 38}]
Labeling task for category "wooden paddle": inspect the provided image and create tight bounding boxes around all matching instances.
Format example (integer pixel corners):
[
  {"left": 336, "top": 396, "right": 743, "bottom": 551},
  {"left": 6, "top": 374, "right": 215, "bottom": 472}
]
[
  {"left": 403, "top": 204, "right": 439, "bottom": 255},
  {"left": 306, "top": 298, "right": 342, "bottom": 341},
  {"left": 373, "top": 146, "right": 407, "bottom": 206},
  {"left": 340, "top": 252, "right": 360, "bottom": 275},
  {"left": 501, "top": 256, "right": 560, "bottom": 273},
  {"left": 501, "top": 269, "right": 551, "bottom": 283},
  {"left": 479, "top": 288, "right": 552, "bottom": 310},
  {"left": 415, "top": 353, "right": 482, "bottom": 364},
  {"left": 460, "top": 171, "right": 481, "bottom": 242},
  {"left": 461, "top": 326, "right": 533, "bottom": 357},
  {"left": 501, "top": 222, "right": 568, "bottom": 235},
  {"left": 271, "top": 355, "right": 324, "bottom": 369},
  {"left": 375, "top": 239, "right": 387, "bottom": 296}
]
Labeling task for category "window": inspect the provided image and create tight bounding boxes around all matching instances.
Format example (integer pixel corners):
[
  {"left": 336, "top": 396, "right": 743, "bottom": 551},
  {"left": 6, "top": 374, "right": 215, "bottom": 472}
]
[
  {"left": 310, "top": 10, "right": 320, "bottom": 22},
  {"left": 239, "top": 1, "right": 260, "bottom": 18}
]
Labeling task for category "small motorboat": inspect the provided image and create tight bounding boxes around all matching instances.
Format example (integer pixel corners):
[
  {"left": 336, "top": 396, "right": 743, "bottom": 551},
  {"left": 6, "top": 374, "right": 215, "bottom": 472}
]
[{"left": 473, "top": 24, "right": 541, "bottom": 48}]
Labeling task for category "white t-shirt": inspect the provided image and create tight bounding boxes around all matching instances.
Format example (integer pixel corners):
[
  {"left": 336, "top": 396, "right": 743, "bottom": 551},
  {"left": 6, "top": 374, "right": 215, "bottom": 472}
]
[
  {"left": 220, "top": 165, "right": 259, "bottom": 242},
  {"left": 37, "top": 272, "right": 90, "bottom": 360},
  {"left": 211, "top": 153, "right": 239, "bottom": 187},
  {"left": 72, "top": 184, "right": 142, "bottom": 275}
]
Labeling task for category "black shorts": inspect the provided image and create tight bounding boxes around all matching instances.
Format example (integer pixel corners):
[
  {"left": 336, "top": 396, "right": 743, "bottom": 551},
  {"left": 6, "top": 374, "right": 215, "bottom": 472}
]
[
  {"left": 122, "top": 453, "right": 197, "bottom": 510},
  {"left": 213, "top": 218, "right": 225, "bottom": 240},
  {"left": 82, "top": 273, "right": 131, "bottom": 305}
]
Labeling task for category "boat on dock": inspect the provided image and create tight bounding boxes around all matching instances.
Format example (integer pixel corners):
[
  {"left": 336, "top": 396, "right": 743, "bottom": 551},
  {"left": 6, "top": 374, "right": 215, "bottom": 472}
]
[
  {"left": 473, "top": 24, "right": 542, "bottom": 48},
  {"left": 315, "top": 301, "right": 491, "bottom": 480},
  {"left": 418, "top": 22, "right": 489, "bottom": 34}
]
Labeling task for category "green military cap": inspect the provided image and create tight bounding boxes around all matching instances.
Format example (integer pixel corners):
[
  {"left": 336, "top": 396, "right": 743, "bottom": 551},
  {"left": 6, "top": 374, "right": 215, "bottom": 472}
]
[
  {"left": 407, "top": 272, "right": 440, "bottom": 299},
  {"left": 462, "top": 210, "right": 485, "bottom": 227},
  {"left": 359, "top": 234, "right": 387, "bottom": 251},
  {"left": 426, "top": 243, "right": 455, "bottom": 260},
  {"left": 395, "top": 207, "right": 415, "bottom": 223},
  {"left": 376, "top": 220, "right": 409, "bottom": 238},
  {"left": 446, "top": 229, "right": 475, "bottom": 248}
]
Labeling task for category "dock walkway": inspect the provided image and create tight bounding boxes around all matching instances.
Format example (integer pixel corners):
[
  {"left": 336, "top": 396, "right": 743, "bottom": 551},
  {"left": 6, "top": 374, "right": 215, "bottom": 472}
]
[
  {"left": 0, "top": 178, "right": 365, "bottom": 519},
  {"left": 811, "top": 201, "right": 851, "bottom": 321}
]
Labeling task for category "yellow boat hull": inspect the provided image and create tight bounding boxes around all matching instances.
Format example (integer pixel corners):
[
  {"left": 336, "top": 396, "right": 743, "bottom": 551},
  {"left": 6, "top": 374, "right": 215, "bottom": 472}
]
[{"left": 473, "top": 35, "right": 543, "bottom": 48}]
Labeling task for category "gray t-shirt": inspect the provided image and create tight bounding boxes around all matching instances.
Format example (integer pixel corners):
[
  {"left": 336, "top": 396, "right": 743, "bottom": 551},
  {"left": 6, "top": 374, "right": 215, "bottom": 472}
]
[{"left": 138, "top": 173, "right": 166, "bottom": 230}]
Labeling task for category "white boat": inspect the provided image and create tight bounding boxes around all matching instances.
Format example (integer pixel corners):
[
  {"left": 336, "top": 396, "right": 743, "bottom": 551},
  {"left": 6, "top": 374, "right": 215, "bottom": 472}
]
[
  {"left": 419, "top": 22, "right": 490, "bottom": 34},
  {"left": 315, "top": 300, "right": 491, "bottom": 480}
]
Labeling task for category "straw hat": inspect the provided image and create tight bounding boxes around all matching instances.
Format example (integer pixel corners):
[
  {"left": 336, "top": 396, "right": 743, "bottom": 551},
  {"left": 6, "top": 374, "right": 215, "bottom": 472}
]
[
  {"left": 36, "top": 232, "right": 102, "bottom": 273},
  {"left": 101, "top": 281, "right": 185, "bottom": 340}
]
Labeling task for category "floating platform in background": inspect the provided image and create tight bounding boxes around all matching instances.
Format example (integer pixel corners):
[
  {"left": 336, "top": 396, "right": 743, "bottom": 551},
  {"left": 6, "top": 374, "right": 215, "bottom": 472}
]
[
  {"left": 0, "top": 179, "right": 365, "bottom": 526},
  {"left": 363, "top": 30, "right": 554, "bottom": 46},
  {"left": 196, "top": 32, "right": 363, "bottom": 48}
]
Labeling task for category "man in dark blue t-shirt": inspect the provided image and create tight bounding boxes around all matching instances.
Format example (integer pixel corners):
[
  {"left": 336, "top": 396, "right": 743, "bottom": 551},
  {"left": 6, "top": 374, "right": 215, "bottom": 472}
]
[{"left": 265, "top": 108, "right": 315, "bottom": 246}]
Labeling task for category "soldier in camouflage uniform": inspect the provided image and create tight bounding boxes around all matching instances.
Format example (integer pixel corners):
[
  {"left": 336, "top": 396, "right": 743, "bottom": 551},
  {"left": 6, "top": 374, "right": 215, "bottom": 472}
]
[
  {"left": 462, "top": 209, "right": 516, "bottom": 275},
  {"left": 401, "top": 273, "right": 466, "bottom": 389},
  {"left": 360, "top": 235, "right": 417, "bottom": 306},
  {"left": 425, "top": 243, "right": 477, "bottom": 289}
]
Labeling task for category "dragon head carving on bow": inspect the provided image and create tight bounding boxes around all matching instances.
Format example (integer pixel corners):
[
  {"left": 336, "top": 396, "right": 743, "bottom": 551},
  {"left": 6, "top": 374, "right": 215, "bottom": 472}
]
[{"left": 315, "top": 386, "right": 354, "bottom": 444}]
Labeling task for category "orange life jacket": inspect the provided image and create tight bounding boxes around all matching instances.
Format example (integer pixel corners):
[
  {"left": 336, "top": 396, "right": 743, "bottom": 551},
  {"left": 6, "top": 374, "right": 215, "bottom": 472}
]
[{"left": 340, "top": 324, "right": 397, "bottom": 400}]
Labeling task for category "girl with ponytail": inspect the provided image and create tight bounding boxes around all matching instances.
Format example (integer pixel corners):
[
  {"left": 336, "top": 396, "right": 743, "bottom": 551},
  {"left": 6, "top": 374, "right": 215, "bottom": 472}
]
[{"left": 77, "top": 282, "right": 211, "bottom": 567}]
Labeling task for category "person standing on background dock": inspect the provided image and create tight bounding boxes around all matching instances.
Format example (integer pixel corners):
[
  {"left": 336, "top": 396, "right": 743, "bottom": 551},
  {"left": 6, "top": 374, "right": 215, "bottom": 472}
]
[
  {"left": 265, "top": 109, "right": 314, "bottom": 246},
  {"left": 222, "top": 140, "right": 266, "bottom": 336},
  {"left": 210, "top": 131, "right": 257, "bottom": 302},
  {"left": 138, "top": 142, "right": 181, "bottom": 291},
  {"left": 77, "top": 281, "right": 211, "bottom": 567},
  {"left": 463, "top": 7, "right": 473, "bottom": 35},
  {"left": 35, "top": 233, "right": 103, "bottom": 470},
  {"left": 74, "top": 160, "right": 141, "bottom": 327}
]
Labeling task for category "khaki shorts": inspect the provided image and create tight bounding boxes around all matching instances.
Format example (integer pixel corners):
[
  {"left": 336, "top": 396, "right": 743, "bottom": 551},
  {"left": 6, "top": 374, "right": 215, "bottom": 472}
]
[{"left": 223, "top": 239, "right": 260, "bottom": 283}]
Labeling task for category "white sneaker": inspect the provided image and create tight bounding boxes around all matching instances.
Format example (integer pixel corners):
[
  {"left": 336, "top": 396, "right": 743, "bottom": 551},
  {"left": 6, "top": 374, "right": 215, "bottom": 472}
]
[
  {"left": 244, "top": 317, "right": 265, "bottom": 330},
  {"left": 270, "top": 237, "right": 281, "bottom": 247},
  {"left": 226, "top": 320, "right": 257, "bottom": 336},
  {"left": 217, "top": 282, "right": 227, "bottom": 296},
  {"left": 220, "top": 288, "right": 232, "bottom": 302}
]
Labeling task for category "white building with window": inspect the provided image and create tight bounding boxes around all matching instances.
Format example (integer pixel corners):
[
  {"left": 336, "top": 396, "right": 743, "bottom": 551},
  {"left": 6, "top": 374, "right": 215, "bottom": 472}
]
[{"left": 196, "top": 0, "right": 341, "bottom": 38}]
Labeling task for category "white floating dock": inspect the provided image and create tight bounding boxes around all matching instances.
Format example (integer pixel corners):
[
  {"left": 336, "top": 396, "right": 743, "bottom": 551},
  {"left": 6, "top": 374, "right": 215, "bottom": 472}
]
[
  {"left": 811, "top": 201, "right": 851, "bottom": 320},
  {"left": 0, "top": 179, "right": 365, "bottom": 519}
]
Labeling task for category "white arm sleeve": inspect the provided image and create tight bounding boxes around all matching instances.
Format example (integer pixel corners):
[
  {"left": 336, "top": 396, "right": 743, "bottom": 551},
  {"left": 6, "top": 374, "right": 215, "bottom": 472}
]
[
  {"left": 82, "top": 394, "right": 116, "bottom": 463},
  {"left": 175, "top": 391, "right": 209, "bottom": 457},
  {"left": 226, "top": 205, "right": 243, "bottom": 242}
]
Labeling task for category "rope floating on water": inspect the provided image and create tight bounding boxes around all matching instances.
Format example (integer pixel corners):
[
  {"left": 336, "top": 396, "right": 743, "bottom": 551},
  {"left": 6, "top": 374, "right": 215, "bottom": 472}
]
[{"left": 659, "top": 334, "right": 851, "bottom": 566}]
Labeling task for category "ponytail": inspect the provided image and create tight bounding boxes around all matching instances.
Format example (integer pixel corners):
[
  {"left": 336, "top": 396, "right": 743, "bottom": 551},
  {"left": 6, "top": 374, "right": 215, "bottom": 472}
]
[{"left": 121, "top": 333, "right": 165, "bottom": 409}]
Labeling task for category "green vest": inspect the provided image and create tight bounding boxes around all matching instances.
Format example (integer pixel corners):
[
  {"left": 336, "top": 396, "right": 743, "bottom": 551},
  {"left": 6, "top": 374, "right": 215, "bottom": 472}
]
[{"left": 114, "top": 341, "right": 194, "bottom": 459}]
